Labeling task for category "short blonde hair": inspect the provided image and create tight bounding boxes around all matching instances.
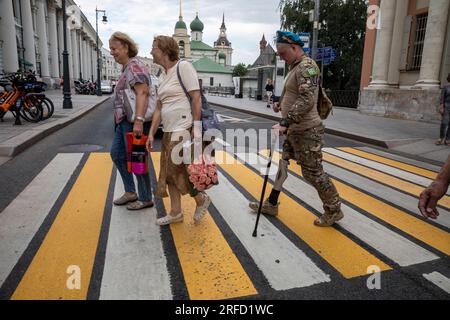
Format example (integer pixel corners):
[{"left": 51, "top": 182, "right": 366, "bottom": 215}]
[
  {"left": 109, "top": 32, "right": 139, "bottom": 58},
  {"left": 153, "top": 36, "right": 179, "bottom": 62}
]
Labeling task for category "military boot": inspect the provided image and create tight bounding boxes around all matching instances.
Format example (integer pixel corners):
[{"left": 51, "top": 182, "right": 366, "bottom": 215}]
[
  {"left": 249, "top": 199, "right": 279, "bottom": 216},
  {"left": 313, "top": 210, "right": 344, "bottom": 227}
]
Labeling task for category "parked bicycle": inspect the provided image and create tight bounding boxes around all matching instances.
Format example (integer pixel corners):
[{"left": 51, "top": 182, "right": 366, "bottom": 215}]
[{"left": 0, "top": 71, "right": 54, "bottom": 125}]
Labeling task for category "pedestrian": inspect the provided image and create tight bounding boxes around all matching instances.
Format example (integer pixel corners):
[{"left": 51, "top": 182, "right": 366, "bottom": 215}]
[
  {"left": 436, "top": 73, "right": 450, "bottom": 145},
  {"left": 249, "top": 30, "right": 343, "bottom": 227},
  {"left": 419, "top": 154, "right": 450, "bottom": 220},
  {"left": 109, "top": 31, "right": 154, "bottom": 210},
  {"left": 146, "top": 35, "right": 211, "bottom": 226},
  {"left": 265, "top": 79, "right": 274, "bottom": 108}
]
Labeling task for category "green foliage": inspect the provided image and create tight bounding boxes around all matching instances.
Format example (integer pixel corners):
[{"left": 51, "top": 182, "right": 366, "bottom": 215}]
[
  {"left": 233, "top": 63, "right": 248, "bottom": 77},
  {"left": 279, "top": 0, "right": 367, "bottom": 90}
]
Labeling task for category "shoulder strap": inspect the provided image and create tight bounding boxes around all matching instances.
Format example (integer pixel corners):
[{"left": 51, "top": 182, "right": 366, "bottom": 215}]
[{"left": 176, "top": 60, "right": 192, "bottom": 104}]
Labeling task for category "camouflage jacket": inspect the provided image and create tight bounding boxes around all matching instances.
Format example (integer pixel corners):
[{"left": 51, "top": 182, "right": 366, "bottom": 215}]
[{"left": 279, "top": 55, "right": 322, "bottom": 131}]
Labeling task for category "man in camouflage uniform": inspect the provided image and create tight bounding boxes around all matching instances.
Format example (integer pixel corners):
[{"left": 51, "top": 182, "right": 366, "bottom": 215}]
[{"left": 249, "top": 30, "right": 343, "bottom": 227}]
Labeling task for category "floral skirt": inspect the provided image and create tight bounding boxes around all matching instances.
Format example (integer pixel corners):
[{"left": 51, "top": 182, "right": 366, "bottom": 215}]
[{"left": 156, "top": 131, "right": 196, "bottom": 198}]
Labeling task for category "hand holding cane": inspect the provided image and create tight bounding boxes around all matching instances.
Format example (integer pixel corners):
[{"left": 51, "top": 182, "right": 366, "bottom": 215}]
[{"left": 252, "top": 130, "right": 278, "bottom": 237}]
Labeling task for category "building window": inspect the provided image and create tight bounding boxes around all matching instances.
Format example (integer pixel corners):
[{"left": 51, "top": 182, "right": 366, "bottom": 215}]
[
  {"left": 179, "top": 41, "right": 185, "bottom": 58},
  {"left": 407, "top": 12, "right": 428, "bottom": 71},
  {"left": 210, "top": 77, "right": 214, "bottom": 86}
]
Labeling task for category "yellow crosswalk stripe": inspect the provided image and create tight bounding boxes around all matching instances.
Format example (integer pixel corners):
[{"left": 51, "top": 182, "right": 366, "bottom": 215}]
[
  {"left": 269, "top": 151, "right": 450, "bottom": 256},
  {"left": 12, "top": 153, "right": 113, "bottom": 300},
  {"left": 338, "top": 147, "right": 438, "bottom": 179},
  {"left": 150, "top": 152, "right": 257, "bottom": 300},
  {"left": 217, "top": 151, "right": 391, "bottom": 279},
  {"left": 321, "top": 152, "right": 450, "bottom": 209}
]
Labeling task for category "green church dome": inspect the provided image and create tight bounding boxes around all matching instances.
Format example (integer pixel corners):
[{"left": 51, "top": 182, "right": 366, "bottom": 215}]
[
  {"left": 175, "top": 19, "right": 187, "bottom": 30},
  {"left": 190, "top": 14, "right": 204, "bottom": 32}
]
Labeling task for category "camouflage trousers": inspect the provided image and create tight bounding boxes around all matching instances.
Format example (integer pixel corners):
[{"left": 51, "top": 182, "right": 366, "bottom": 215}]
[{"left": 281, "top": 124, "right": 342, "bottom": 215}]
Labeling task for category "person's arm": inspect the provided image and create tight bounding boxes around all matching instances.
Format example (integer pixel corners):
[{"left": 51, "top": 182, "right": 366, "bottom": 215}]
[
  {"left": 440, "top": 87, "right": 446, "bottom": 105},
  {"left": 188, "top": 90, "right": 202, "bottom": 139},
  {"left": 146, "top": 100, "right": 162, "bottom": 151},
  {"left": 418, "top": 155, "right": 450, "bottom": 219},
  {"left": 132, "top": 82, "right": 149, "bottom": 137}
]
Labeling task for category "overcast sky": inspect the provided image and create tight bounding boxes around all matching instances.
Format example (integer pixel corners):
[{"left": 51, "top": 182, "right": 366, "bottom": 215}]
[{"left": 74, "top": 0, "right": 282, "bottom": 65}]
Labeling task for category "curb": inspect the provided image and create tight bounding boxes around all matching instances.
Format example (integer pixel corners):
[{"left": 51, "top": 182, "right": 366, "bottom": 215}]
[
  {"left": 209, "top": 102, "right": 390, "bottom": 148},
  {"left": 0, "top": 97, "right": 110, "bottom": 157}
]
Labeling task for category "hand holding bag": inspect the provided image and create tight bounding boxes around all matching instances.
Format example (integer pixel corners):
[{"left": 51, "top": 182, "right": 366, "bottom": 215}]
[{"left": 126, "top": 132, "right": 149, "bottom": 175}]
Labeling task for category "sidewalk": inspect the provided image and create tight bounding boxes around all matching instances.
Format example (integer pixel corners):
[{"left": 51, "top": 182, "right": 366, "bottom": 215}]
[
  {"left": 206, "top": 94, "right": 450, "bottom": 164},
  {"left": 0, "top": 90, "right": 110, "bottom": 161}
]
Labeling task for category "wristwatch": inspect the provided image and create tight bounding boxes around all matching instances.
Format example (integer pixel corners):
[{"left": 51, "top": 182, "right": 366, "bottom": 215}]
[
  {"left": 135, "top": 116, "right": 145, "bottom": 122},
  {"left": 279, "top": 118, "right": 290, "bottom": 128}
]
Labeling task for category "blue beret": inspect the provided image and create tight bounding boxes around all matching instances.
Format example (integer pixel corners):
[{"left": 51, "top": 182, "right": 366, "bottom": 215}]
[{"left": 276, "top": 30, "right": 305, "bottom": 47}]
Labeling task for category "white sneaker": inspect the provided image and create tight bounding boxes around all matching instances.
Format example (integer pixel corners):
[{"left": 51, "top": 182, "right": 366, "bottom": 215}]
[
  {"left": 156, "top": 212, "right": 184, "bottom": 226},
  {"left": 194, "top": 193, "right": 211, "bottom": 222}
]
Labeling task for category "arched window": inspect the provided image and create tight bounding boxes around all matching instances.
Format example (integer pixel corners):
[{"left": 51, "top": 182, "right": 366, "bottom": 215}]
[{"left": 179, "top": 40, "right": 185, "bottom": 58}]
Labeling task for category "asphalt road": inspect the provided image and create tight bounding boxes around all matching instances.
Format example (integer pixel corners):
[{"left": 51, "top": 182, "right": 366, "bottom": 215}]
[{"left": 0, "top": 99, "right": 449, "bottom": 301}]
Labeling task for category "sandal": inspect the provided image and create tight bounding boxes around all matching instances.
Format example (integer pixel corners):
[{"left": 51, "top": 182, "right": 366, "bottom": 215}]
[
  {"left": 126, "top": 200, "right": 154, "bottom": 210},
  {"left": 113, "top": 193, "right": 138, "bottom": 205},
  {"left": 436, "top": 139, "right": 445, "bottom": 145},
  {"left": 156, "top": 212, "right": 184, "bottom": 226},
  {"left": 194, "top": 192, "right": 211, "bottom": 222}
]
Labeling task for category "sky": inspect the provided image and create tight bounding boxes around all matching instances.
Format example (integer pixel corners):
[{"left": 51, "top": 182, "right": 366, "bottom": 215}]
[{"left": 74, "top": 0, "right": 282, "bottom": 65}]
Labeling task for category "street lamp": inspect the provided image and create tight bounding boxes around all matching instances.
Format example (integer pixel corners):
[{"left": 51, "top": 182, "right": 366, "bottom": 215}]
[
  {"left": 62, "top": 0, "right": 72, "bottom": 109},
  {"left": 95, "top": 7, "right": 107, "bottom": 96}
]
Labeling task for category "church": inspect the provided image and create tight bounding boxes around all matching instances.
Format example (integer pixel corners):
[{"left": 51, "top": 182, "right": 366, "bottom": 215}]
[{"left": 172, "top": 2, "right": 233, "bottom": 88}]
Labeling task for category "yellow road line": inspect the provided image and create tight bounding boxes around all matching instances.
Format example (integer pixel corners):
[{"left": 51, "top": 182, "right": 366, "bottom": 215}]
[
  {"left": 338, "top": 147, "right": 438, "bottom": 179},
  {"left": 12, "top": 153, "right": 113, "bottom": 300},
  {"left": 321, "top": 152, "right": 450, "bottom": 209},
  {"left": 151, "top": 152, "right": 257, "bottom": 300},
  {"left": 269, "top": 151, "right": 450, "bottom": 256},
  {"left": 218, "top": 151, "right": 390, "bottom": 279}
]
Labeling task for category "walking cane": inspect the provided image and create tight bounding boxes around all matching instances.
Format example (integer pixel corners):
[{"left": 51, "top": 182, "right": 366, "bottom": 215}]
[{"left": 252, "top": 131, "right": 278, "bottom": 237}]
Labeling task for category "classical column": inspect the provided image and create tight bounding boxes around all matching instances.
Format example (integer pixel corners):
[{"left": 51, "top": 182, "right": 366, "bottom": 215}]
[
  {"left": 36, "top": 0, "right": 50, "bottom": 81},
  {"left": 79, "top": 35, "right": 84, "bottom": 79},
  {"left": 0, "top": 0, "right": 19, "bottom": 72},
  {"left": 57, "top": 11, "right": 64, "bottom": 75},
  {"left": 71, "top": 29, "right": 79, "bottom": 80},
  {"left": 387, "top": 0, "right": 408, "bottom": 87},
  {"left": 20, "top": 0, "right": 37, "bottom": 71},
  {"left": 66, "top": 25, "right": 74, "bottom": 82},
  {"left": 369, "top": 0, "right": 396, "bottom": 88},
  {"left": 83, "top": 38, "right": 89, "bottom": 79},
  {"left": 47, "top": 1, "right": 60, "bottom": 80},
  {"left": 415, "top": 0, "right": 450, "bottom": 88}
]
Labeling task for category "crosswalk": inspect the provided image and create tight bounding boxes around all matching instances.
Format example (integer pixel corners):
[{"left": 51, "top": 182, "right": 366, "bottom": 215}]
[{"left": 0, "top": 146, "right": 449, "bottom": 299}]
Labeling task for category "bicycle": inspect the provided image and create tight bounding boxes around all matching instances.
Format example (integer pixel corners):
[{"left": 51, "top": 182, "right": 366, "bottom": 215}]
[{"left": 0, "top": 71, "right": 54, "bottom": 124}]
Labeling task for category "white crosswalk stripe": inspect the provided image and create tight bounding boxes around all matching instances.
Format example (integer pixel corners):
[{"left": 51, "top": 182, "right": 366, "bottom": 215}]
[
  {"left": 321, "top": 160, "right": 450, "bottom": 229},
  {"left": 206, "top": 172, "right": 331, "bottom": 290},
  {"left": 0, "top": 153, "right": 83, "bottom": 287},
  {"left": 100, "top": 175, "right": 172, "bottom": 299},
  {"left": 423, "top": 272, "right": 450, "bottom": 294},
  {"left": 235, "top": 152, "right": 439, "bottom": 267},
  {"left": 357, "top": 147, "right": 442, "bottom": 172},
  {"left": 323, "top": 148, "right": 448, "bottom": 194}
]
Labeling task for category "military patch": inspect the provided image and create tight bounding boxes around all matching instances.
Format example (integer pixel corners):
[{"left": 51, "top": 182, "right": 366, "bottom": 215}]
[{"left": 307, "top": 68, "right": 318, "bottom": 76}]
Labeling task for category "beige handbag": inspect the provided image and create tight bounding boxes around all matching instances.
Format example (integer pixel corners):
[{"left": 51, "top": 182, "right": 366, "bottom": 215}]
[{"left": 123, "top": 80, "right": 157, "bottom": 123}]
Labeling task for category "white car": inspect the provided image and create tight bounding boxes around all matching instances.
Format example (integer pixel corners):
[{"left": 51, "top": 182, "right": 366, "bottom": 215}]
[{"left": 101, "top": 80, "right": 113, "bottom": 94}]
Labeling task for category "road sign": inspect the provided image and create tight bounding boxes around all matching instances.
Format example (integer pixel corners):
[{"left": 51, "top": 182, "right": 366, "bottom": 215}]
[{"left": 299, "top": 32, "right": 310, "bottom": 50}]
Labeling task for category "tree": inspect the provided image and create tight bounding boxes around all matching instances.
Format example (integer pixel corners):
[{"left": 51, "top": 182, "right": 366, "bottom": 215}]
[
  {"left": 233, "top": 63, "right": 248, "bottom": 77},
  {"left": 279, "top": 0, "right": 367, "bottom": 90}
]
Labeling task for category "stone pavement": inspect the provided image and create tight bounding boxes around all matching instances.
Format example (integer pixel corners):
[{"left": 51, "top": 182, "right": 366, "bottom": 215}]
[
  {"left": 0, "top": 89, "right": 110, "bottom": 163},
  {"left": 206, "top": 94, "right": 450, "bottom": 164}
]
